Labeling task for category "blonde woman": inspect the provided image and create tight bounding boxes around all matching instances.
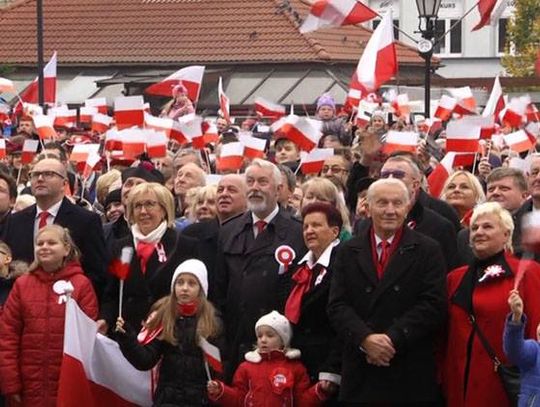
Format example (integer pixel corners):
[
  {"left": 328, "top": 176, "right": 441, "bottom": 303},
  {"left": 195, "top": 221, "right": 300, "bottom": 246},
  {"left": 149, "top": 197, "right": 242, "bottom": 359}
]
[
  {"left": 189, "top": 184, "right": 218, "bottom": 223},
  {"left": 440, "top": 170, "right": 486, "bottom": 227}
]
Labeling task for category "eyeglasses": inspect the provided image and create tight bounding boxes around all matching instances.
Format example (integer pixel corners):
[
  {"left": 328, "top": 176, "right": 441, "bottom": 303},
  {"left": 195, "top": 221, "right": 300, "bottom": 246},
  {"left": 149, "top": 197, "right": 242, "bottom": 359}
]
[
  {"left": 133, "top": 200, "right": 161, "bottom": 212},
  {"left": 28, "top": 170, "right": 65, "bottom": 180},
  {"left": 380, "top": 170, "right": 406, "bottom": 179},
  {"left": 321, "top": 166, "right": 348, "bottom": 174}
]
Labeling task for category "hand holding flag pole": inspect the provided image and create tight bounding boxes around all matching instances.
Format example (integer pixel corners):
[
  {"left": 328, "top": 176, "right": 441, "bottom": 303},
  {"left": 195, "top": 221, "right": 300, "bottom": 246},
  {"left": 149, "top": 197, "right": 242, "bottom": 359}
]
[{"left": 108, "top": 246, "right": 134, "bottom": 319}]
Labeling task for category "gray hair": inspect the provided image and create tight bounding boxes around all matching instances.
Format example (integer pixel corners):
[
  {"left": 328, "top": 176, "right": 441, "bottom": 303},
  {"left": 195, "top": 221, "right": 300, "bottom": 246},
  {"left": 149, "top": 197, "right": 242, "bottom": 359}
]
[
  {"left": 470, "top": 202, "right": 514, "bottom": 251},
  {"left": 366, "top": 178, "right": 410, "bottom": 205},
  {"left": 246, "top": 158, "right": 282, "bottom": 186}
]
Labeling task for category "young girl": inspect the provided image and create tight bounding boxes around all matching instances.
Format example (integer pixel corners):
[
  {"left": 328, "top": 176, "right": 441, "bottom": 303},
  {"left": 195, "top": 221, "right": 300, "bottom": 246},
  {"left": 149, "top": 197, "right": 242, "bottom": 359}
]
[
  {"left": 0, "top": 225, "right": 98, "bottom": 406},
  {"left": 207, "top": 310, "right": 333, "bottom": 406},
  {"left": 503, "top": 289, "right": 540, "bottom": 406},
  {"left": 115, "top": 258, "right": 222, "bottom": 406}
]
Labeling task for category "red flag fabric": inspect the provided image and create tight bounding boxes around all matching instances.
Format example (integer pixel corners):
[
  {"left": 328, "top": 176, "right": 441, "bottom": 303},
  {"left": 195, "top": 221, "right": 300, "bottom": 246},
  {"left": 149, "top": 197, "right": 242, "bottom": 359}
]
[
  {"left": 82, "top": 153, "right": 101, "bottom": 179},
  {"left": 503, "top": 130, "right": 535, "bottom": 153},
  {"left": 79, "top": 106, "right": 98, "bottom": 125},
  {"left": 108, "top": 247, "right": 133, "bottom": 280},
  {"left": 445, "top": 119, "right": 481, "bottom": 153},
  {"left": 300, "top": 148, "right": 334, "bottom": 174},
  {"left": 271, "top": 115, "right": 322, "bottom": 152},
  {"left": 33, "top": 115, "right": 57, "bottom": 140},
  {"left": 218, "top": 77, "right": 230, "bottom": 123},
  {"left": 70, "top": 144, "right": 101, "bottom": 163},
  {"left": 299, "top": 0, "right": 377, "bottom": 33},
  {"left": 16, "top": 51, "right": 57, "bottom": 108},
  {"left": 216, "top": 142, "right": 244, "bottom": 171},
  {"left": 114, "top": 96, "right": 145, "bottom": 130},
  {"left": 0, "top": 139, "right": 6, "bottom": 160},
  {"left": 91, "top": 113, "right": 113, "bottom": 134},
  {"left": 238, "top": 133, "right": 267, "bottom": 159},
  {"left": 449, "top": 87, "right": 477, "bottom": 115},
  {"left": 382, "top": 131, "right": 418, "bottom": 154},
  {"left": 84, "top": 98, "right": 108, "bottom": 115},
  {"left": 483, "top": 75, "right": 505, "bottom": 121},
  {"left": 427, "top": 152, "right": 456, "bottom": 198},
  {"left": 434, "top": 95, "right": 457, "bottom": 121},
  {"left": 472, "top": 0, "right": 498, "bottom": 31},
  {"left": 254, "top": 97, "right": 286, "bottom": 122},
  {"left": 21, "top": 140, "right": 39, "bottom": 164},
  {"left": 145, "top": 65, "right": 205, "bottom": 102},
  {"left": 199, "top": 337, "right": 223, "bottom": 374},
  {"left": 146, "top": 130, "right": 169, "bottom": 158}
]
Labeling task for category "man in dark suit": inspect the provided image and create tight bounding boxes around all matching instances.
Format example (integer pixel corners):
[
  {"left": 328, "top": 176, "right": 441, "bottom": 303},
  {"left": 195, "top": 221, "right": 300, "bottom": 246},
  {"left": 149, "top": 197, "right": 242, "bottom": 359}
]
[
  {"left": 328, "top": 178, "right": 446, "bottom": 404},
  {"left": 215, "top": 159, "right": 306, "bottom": 378},
  {"left": 2, "top": 158, "right": 107, "bottom": 294}
]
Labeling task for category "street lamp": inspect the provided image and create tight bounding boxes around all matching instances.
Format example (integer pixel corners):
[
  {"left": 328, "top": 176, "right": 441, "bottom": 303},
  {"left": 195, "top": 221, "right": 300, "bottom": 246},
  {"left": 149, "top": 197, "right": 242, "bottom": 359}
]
[{"left": 415, "top": 0, "right": 442, "bottom": 119}]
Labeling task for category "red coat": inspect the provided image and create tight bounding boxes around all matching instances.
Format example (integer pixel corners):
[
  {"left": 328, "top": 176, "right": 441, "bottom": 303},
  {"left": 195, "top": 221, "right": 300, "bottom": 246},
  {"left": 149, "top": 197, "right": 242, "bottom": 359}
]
[
  {"left": 210, "top": 349, "right": 326, "bottom": 407},
  {"left": 442, "top": 252, "right": 540, "bottom": 407},
  {"left": 0, "top": 261, "right": 98, "bottom": 407}
]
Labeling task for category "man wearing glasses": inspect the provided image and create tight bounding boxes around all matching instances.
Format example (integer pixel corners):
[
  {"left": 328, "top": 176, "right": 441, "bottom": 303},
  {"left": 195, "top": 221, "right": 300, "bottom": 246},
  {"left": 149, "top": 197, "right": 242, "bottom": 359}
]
[
  {"left": 2, "top": 158, "right": 107, "bottom": 295},
  {"left": 321, "top": 154, "right": 351, "bottom": 187}
]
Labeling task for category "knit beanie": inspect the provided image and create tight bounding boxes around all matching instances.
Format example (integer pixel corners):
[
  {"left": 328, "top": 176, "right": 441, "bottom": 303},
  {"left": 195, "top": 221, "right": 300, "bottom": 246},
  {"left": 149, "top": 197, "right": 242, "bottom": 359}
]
[
  {"left": 121, "top": 160, "right": 165, "bottom": 185},
  {"left": 170, "top": 259, "right": 208, "bottom": 296},
  {"left": 172, "top": 83, "right": 188, "bottom": 98},
  {"left": 316, "top": 93, "right": 336, "bottom": 112},
  {"left": 255, "top": 311, "right": 292, "bottom": 348}
]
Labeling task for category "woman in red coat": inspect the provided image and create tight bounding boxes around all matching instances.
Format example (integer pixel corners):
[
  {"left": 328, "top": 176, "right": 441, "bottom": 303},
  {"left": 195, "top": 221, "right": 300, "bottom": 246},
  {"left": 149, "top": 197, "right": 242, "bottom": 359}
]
[
  {"left": 442, "top": 202, "right": 540, "bottom": 407},
  {"left": 0, "top": 225, "right": 98, "bottom": 407}
]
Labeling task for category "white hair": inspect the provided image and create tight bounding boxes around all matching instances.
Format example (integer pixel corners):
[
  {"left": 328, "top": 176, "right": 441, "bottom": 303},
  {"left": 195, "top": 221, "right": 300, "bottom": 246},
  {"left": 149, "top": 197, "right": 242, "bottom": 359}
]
[
  {"left": 246, "top": 158, "right": 282, "bottom": 186},
  {"left": 366, "top": 178, "right": 410, "bottom": 205}
]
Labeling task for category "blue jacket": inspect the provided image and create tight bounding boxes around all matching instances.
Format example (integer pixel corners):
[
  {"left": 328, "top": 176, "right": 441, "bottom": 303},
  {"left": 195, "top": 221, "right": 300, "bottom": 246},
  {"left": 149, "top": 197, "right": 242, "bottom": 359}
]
[{"left": 503, "top": 314, "right": 540, "bottom": 407}]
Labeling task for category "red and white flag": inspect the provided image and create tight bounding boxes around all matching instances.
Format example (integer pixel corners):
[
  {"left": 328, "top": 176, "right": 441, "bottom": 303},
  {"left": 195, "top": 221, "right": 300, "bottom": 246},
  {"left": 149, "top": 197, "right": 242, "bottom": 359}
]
[
  {"left": 216, "top": 142, "right": 244, "bottom": 171},
  {"left": 21, "top": 139, "right": 39, "bottom": 164},
  {"left": 461, "top": 116, "right": 496, "bottom": 139},
  {"left": 345, "top": 88, "right": 362, "bottom": 110},
  {"left": 218, "top": 77, "right": 231, "bottom": 123},
  {"left": 499, "top": 96, "right": 528, "bottom": 128},
  {"left": 0, "top": 78, "right": 16, "bottom": 94},
  {"left": 84, "top": 98, "right": 108, "bottom": 115},
  {"left": 17, "top": 51, "right": 57, "bottom": 107},
  {"left": 448, "top": 87, "right": 477, "bottom": 115},
  {"left": 271, "top": 115, "right": 322, "bottom": 151},
  {"left": 526, "top": 104, "right": 539, "bottom": 123},
  {"left": 33, "top": 115, "right": 57, "bottom": 140},
  {"left": 145, "top": 65, "right": 205, "bottom": 102},
  {"left": 299, "top": 0, "right": 377, "bottom": 33},
  {"left": 104, "top": 129, "right": 123, "bottom": 152},
  {"left": 483, "top": 75, "right": 505, "bottom": 120},
  {"left": 57, "top": 298, "right": 152, "bottom": 407},
  {"left": 121, "top": 128, "right": 146, "bottom": 158},
  {"left": 0, "top": 139, "right": 6, "bottom": 159},
  {"left": 79, "top": 107, "right": 98, "bottom": 125},
  {"left": 238, "top": 133, "right": 267, "bottom": 159},
  {"left": 82, "top": 153, "right": 102, "bottom": 179},
  {"left": 504, "top": 130, "right": 535, "bottom": 153},
  {"left": 349, "top": 9, "right": 397, "bottom": 95},
  {"left": 525, "top": 122, "right": 540, "bottom": 141},
  {"left": 144, "top": 113, "right": 184, "bottom": 143},
  {"left": 254, "top": 97, "right": 286, "bottom": 122},
  {"left": 390, "top": 93, "right": 411, "bottom": 120},
  {"left": 472, "top": 0, "right": 498, "bottom": 31},
  {"left": 202, "top": 121, "right": 219, "bottom": 146},
  {"left": 434, "top": 95, "right": 457, "bottom": 121},
  {"left": 114, "top": 96, "right": 145, "bottom": 130},
  {"left": 199, "top": 337, "right": 223, "bottom": 374},
  {"left": 146, "top": 130, "right": 169, "bottom": 158},
  {"left": 299, "top": 148, "right": 334, "bottom": 174},
  {"left": 445, "top": 119, "right": 481, "bottom": 153},
  {"left": 91, "top": 113, "right": 113, "bottom": 134},
  {"left": 51, "top": 107, "right": 77, "bottom": 128},
  {"left": 382, "top": 131, "right": 418, "bottom": 154},
  {"left": 70, "top": 144, "right": 101, "bottom": 163},
  {"left": 427, "top": 152, "right": 456, "bottom": 198},
  {"left": 176, "top": 114, "right": 204, "bottom": 148},
  {"left": 108, "top": 247, "right": 134, "bottom": 281}
]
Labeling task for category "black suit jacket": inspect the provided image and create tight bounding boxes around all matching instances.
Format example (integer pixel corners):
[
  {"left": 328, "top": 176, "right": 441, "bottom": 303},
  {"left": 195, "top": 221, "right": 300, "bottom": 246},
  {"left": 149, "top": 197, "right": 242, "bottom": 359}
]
[
  {"left": 2, "top": 197, "right": 107, "bottom": 294},
  {"left": 328, "top": 221, "right": 447, "bottom": 403}
]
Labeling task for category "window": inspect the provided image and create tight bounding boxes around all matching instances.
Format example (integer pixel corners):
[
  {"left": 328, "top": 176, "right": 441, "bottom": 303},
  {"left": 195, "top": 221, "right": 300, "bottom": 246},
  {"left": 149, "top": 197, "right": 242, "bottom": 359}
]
[
  {"left": 433, "top": 19, "right": 462, "bottom": 56},
  {"left": 498, "top": 18, "right": 508, "bottom": 54},
  {"left": 372, "top": 19, "right": 400, "bottom": 40}
]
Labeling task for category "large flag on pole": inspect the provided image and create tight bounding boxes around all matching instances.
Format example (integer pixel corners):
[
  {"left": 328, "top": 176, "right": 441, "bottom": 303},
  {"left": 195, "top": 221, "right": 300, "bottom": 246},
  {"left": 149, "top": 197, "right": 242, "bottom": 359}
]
[
  {"left": 483, "top": 75, "right": 505, "bottom": 120},
  {"left": 144, "top": 65, "right": 205, "bottom": 102},
  {"left": 349, "top": 10, "right": 397, "bottom": 96},
  {"left": 15, "top": 51, "right": 57, "bottom": 112},
  {"left": 472, "top": 0, "right": 498, "bottom": 31},
  {"left": 299, "top": 0, "right": 377, "bottom": 33},
  {"left": 218, "top": 77, "right": 230, "bottom": 123},
  {"left": 57, "top": 298, "right": 152, "bottom": 407}
]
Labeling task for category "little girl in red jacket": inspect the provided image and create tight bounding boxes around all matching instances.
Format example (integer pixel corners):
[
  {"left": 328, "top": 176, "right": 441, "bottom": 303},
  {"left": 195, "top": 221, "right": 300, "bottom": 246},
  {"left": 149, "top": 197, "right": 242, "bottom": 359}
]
[
  {"left": 0, "top": 225, "right": 98, "bottom": 406},
  {"left": 207, "top": 311, "right": 334, "bottom": 406}
]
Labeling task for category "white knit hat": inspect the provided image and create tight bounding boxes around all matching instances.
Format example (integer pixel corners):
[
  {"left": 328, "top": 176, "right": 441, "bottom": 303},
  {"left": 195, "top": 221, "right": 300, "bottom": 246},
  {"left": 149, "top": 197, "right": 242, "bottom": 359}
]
[
  {"left": 170, "top": 259, "right": 208, "bottom": 297},
  {"left": 255, "top": 311, "right": 292, "bottom": 348}
]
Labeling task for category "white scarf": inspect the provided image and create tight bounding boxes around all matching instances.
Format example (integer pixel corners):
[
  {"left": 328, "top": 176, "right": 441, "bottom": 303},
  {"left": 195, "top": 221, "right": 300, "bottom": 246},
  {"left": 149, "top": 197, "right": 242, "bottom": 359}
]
[{"left": 131, "top": 221, "right": 168, "bottom": 247}]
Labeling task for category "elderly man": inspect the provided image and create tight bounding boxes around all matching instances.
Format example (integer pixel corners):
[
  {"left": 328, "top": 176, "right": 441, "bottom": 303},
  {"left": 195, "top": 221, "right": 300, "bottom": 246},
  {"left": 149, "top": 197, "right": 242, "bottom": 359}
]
[
  {"left": 182, "top": 174, "right": 247, "bottom": 299},
  {"left": 321, "top": 154, "right": 351, "bottom": 190},
  {"left": 2, "top": 158, "right": 107, "bottom": 294},
  {"left": 328, "top": 178, "right": 446, "bottom": 404},
  {"left": 173, "top": 162, "right": 206, "bottom": 219},
  {"left": 215, "top": 159, "right": 306, "bottom": 378}
]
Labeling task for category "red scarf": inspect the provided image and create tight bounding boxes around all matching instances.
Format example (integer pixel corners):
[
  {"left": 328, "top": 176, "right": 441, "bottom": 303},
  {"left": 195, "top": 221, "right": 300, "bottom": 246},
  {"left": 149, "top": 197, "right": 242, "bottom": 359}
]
[
  {"left": 136, "top": 241, "right": 156, "bottom": 274},
  {"left": 177, "top": 301, "right": 198, "bottom": 317},
  {"left": 284, "top": 264, "right": 318, "bottom": 324},
  {"left": 370, "top": 226, "right": 404, "bottom": 279}
]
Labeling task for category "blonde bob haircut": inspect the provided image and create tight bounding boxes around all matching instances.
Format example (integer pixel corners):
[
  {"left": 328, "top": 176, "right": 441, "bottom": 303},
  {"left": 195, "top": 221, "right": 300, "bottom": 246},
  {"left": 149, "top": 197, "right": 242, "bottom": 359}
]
[
  {"left": 126, "top": 182, "right": 175, "bottom": 227},
  {"left": 470, "top": 202, "right": 515, "bottom": 252},
  {"left": 440, "top": 170, "right": 486, "bottom": 204}
]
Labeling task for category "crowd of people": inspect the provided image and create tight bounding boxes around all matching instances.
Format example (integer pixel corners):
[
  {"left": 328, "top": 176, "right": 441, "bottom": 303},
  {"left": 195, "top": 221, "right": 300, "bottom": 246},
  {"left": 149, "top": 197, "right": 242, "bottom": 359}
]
[{"left": 0, "top": 88, "right": 539, "bottom": 406}]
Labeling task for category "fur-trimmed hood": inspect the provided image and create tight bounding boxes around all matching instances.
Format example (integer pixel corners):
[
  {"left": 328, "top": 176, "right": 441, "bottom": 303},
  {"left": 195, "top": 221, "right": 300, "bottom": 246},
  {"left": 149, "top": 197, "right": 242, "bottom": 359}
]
[{"left": 244, "top": 348, "right": 301, "bottom": 363}]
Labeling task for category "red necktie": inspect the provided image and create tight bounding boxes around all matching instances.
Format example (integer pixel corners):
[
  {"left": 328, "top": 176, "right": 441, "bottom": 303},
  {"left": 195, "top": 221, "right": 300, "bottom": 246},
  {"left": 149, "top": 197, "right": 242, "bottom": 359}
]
[
  {"left": 255, "top": 220, "right": 267, "bottom": 236},
  {"left": 378, "top": 240, "right": 390, "bottom": 279},
  {"left": 38, "top": 211, "right": 50, "bottom": 229}
]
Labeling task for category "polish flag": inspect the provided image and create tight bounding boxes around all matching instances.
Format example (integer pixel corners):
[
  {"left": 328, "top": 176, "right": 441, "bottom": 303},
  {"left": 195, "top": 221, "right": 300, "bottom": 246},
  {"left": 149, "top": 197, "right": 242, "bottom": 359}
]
[
  {"left": 299, "top": 148, "right": 334, "bottom": 174},
  {"left": 121, "top": 128, "right": 146, "bottom": 158},
  {"left": 434, "top": 95, "right": 457, "bottom": 121},
  {"left": 427, "top": 152, "right": 456, "bottom": 198},
  {"left": 108, "top": 247, "right": 133, "bottom": 281},
  {"left": 424, "top": 117, "right": 443, "bottom": 136},
  {"left": 199, "top": 337, "right": 223, "bottom": 374},
  {"left": 33, "top": 115, "right": 57, "bottom": 139},
  {"left": 461, "top": 116, "right": 495, "bottom": 139},
  {"left": 57, "top": 298, "right": 152, "bottom": 407},
  {"left": 144, "top": 113, "right": 181, "bottom": 141},
  {"left": 483, "top": 75, "right": 505, "bottom": 120},
  {"left": 345, "top": 88, "right": 362, "bottom": 110},
  {"left": 21, "top": 139, "right": 39, "bottom": 164},
  {"left": 445, "top": 119, "right": 481, "bottom": 153},
  {"left": 82, "top": 153, "right": 102, "bottom": 179},
  {"left": 104, "top": 129, "right": 123, "bottom": 151},
  {"left": 299, "top": 0, "right": 377, "bottom": 33},
  {"left": 472, "top": 0, "right": 498, "bottom": 31},
  {"left": 0, "top": 139, "right": 6, "bottom": 159},
  {"left": 218, "top": 77, "right": 231, "bottom": 123},
  {"left": 355, "top": 108, "right": 371, "bottom": 128},
  {"left": 0, "top": 78, "right": 16, "bottom": 94},
  {"left": 114, "top": 96, "right": 145, "bottom": 130},
  {"left": 216, "top": 142, "right": 244, "bottom": 171},
  {"left": 449, "top": 87, "right": 477, "bottom": 115},
  {"left": 146, "top": 130, "right": 169, "bottom": 158},
  {"left": 271, "top": 115, "right": 322, "bottom": 151},
  {"left": 91, "top": 113, "right": 113, "bottom": 134},
  {"left": 176, "top": 114, "right": 204, "bottom": 148},
  {"left": 499, "top": 96, "right": 528, "bottom": 128},
  {"left": 525, "top": 122, "right": 540, "bottom": 142},
  {"left": 17, "top": 51, "right": 57, "bottom": 107},
  {"left": 145, "top": 65, "right": 205, "bottom": 102},
  {"left": 349, "top": 9, "right": 397, "bottom": 95},
  {"left": 382, "top": 131, "right": 418, "bottom": 154},
  {"left": 51, "top": 108, "right": 77, "bottom": 128},
  {"left": 526, "top": 104, "right": 539, "bottom": 123},
  {"left": 238, "top": 133, "right": 267, "bottom": 159},
  {"left": 70, "top": 144, "right": 101, "bottom": 163},
  {"left": 84, "top": 98, "right": 108, "bottom": 115},
  {"left": 201, "top": 121, "right": 219, "bottom": 146},
  {"left": 390, "top": 93, "right": 411, "bottom": 119},
  {"left": 79, "top": 106, "right": 98, "bottom": 125},
  {"left": 254, "top": 97, "right": 286, "bottom": 122},
  {"left": 504, "top": 130, "right": 535, "bottom": 153}
]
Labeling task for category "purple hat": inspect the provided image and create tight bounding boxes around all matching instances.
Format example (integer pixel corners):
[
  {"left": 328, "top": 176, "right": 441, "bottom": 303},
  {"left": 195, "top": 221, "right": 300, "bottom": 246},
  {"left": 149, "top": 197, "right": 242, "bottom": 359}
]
[{"left": 316, "top": 93, "right": 336, "bottom": 112}]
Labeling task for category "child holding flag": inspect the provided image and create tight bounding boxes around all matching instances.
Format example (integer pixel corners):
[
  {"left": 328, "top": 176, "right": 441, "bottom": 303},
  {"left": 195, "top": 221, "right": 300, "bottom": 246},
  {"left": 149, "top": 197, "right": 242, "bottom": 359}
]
[{"left": 115, "top": 259, "right": 223, "bottom": 406}]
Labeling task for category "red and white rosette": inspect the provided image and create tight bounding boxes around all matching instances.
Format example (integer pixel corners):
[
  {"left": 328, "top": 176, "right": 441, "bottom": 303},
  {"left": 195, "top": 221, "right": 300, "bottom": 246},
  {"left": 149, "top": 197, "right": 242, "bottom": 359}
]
[
  {"left": 478, "top": 264, "right": 505, "bottom": 283},
  {"left": 275, "top": 245, "right": 296, "bottom": 275}
]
